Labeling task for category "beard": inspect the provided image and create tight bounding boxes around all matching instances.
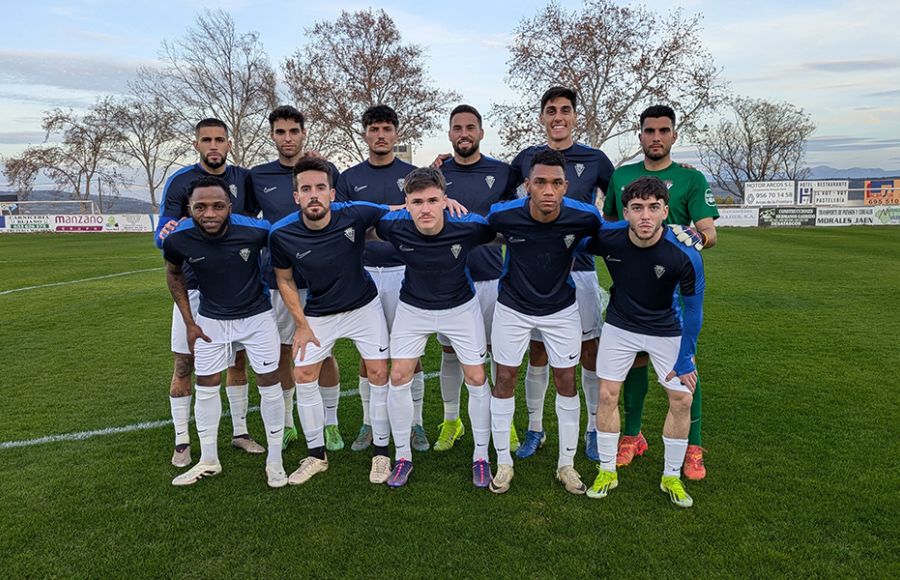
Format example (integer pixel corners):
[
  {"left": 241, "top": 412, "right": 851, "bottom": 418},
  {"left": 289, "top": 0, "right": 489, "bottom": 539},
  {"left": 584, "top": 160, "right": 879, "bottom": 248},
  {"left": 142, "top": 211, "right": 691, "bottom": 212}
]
[
  {"left": 201, "top": 153, "right": 227, "bottom": 170},
  {"left": 642, "top": 144, "right": 670, "bottom": 161},
  {"left": 452, "top": 140, "right": 479, "bottom": 159},
  {"left": 302, "top": 204, "right": 327, "bottom": 221},
  {"left": 629, "top": 221, "right": 663, "bottom": 240}
]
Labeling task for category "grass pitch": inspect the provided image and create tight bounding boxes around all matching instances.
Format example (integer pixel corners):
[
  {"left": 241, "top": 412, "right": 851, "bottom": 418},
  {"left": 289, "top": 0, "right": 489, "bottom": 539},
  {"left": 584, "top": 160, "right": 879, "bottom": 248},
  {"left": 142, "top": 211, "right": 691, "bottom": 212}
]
[{"left": 0, "top": 228, "right": 898, "bottom": 578}]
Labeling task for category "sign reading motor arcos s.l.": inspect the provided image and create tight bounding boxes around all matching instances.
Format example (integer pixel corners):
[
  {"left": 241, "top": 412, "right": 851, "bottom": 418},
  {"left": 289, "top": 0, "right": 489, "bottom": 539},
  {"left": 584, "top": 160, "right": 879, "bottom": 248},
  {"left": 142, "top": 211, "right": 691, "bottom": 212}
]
[
  {"left": 864, "top": 179, "right": 900, "bottom": 206},
  {"left": 743, "top": 181, "right": 795, "bottom": 206}
]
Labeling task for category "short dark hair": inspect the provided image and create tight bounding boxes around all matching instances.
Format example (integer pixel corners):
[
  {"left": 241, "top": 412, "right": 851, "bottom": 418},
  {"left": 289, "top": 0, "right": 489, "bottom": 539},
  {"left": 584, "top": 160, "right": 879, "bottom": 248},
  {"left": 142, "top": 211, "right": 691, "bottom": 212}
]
[
  {"left": 195, "top": 118, "right": 228, "bottom": 135},
  {"left": 404, "top": 167, "right": 446, "bottom": 195},
  {"left": 621, "top": 176, "right": 669, "bottom": 206},
  {"left": 188, "top": 175, "right": 230, "bottom": 200},
  {"left": 269, "top": 105, "right": 305, "bottom": 130},
  {"left": 449, "top": 104, "right": 482, "bottom": 127},
  {"left": 640, "top": 105, "right": 676, "bottom": 129},
  {"left": 540, "top": 87, "right": 577, "bottom": 112},
  {"left": 362, "top": 105, "right": 399, "bottom": 129},
  {"left": 529, "top": 148, "right": 566, "bottom": 176},
  {"left": 293, "top": 156, "right": 333, "bottom": 188}
]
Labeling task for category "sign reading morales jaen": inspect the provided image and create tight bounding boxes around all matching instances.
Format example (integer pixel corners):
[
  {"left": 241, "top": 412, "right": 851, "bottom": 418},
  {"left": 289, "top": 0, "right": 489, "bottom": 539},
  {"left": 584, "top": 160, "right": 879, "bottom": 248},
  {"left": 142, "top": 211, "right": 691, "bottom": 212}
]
[
  {"left": 797, "top": 180, "right": 849, "bottom": 205},
  {"left": 743, "top": 181, "right": 794, "bottom": 206}
]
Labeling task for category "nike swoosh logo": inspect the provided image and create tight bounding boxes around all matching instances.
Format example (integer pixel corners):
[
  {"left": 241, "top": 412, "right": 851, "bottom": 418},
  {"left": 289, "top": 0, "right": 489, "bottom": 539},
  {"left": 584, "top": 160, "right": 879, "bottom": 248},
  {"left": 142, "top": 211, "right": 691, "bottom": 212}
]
[
  {"left": 605, "top": 255, "right": 621, "bottom": 262},
  {"left": 264, "top": 186, "right": 277, "bottom": 193},
  {"left": 476, "top": 443, "right": 487, "bottom": 447},
  {"left": 582, "top": 330, "right": 592, "bottom": 335},
  {"left": 354, "top": 185, "right": 368, "bottom": 192},
  {"left": 176, "top": 431, "right": 186, "bottom": 436},
  {"left": 507, "top": 236, "right": 525, "bottom": 243},
  {"left": 568, "top": 354, "right": 578, "bottom": 360},
  {"left": 295, "top": 250, "right": 312, "bottom": 260},
  {"left": 264, "top": 360, "right": 276, "bottom": 366},
  {"left": 566, "top": 447, "right": 576, "bottom": 452},
  {"left": 446, "top": 181, "right": 453, "bottom": 186},
  {"left": 479, "top": 351, "right": 487, "bottom": 357},
  {"left": 188, "top": 257, "right": 205, "bottom": 263},
  {"left": 269, "top": 429, "right": 281, "bottom": 435},
  {"left": 379, "top": 346, "right": 389, "bottom": 352},
  {"left": 399, "top": 245, "right": 415, "bottom": 252}
]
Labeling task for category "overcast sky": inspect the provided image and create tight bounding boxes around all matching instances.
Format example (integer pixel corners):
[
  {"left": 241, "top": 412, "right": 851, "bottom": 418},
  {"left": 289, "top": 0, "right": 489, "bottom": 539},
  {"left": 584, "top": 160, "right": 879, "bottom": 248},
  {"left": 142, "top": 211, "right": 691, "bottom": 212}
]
[{"left": 2, "top": 0, "right": 898, "bottom": 193}]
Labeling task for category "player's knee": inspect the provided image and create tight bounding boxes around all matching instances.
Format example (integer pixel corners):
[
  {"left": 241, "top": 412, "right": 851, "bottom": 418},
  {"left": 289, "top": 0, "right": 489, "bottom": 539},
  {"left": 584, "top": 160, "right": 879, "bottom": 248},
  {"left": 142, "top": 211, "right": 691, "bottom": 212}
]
[
  {"left": 169, "top": 377, "right": 192, "bottom": 397},
  {"left": 256, "top": 370, "right": 280, "bottom": 386},
  {"left": 493, "top": 365, "right": 518, "bottom": 395},
  {"left": 366, "top": 363, "right": 388, "bottom": 386},
  {"left": 668, "top": 390, "right": 693, "bottom": 414},
  {"left": 173, "top": 354, "right": 193, "bottom": 379},
  {"left": 293, "top": 365, "right": 318, "bottom": 384},
  {"left": 553, "top": 368, "right": 577, "bottom": 396},
  {"left": 599, "top": 384, "right": 620, "bottom": 406},
  {"left": 462, "top": 366, "right": 486, "bottom": 387},
  {"left": 196, "top": 373, "right": 221, "bottom": 387}
]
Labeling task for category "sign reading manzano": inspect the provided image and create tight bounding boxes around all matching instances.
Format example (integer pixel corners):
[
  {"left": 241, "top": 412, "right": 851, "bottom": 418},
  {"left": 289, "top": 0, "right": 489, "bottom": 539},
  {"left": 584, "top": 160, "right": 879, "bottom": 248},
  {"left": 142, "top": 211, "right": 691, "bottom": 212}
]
[
  {"left": 797, "top": 180, "right": 849, "bottom": 206},
  {"left": 0, "top": 214, "right": 154, "bottom": 234},
  {"left": 743, "top": 181, "right": 795, "bottom": 206},
  {"left": 758, "top": 207, "right": 817, "bottom": 227}
]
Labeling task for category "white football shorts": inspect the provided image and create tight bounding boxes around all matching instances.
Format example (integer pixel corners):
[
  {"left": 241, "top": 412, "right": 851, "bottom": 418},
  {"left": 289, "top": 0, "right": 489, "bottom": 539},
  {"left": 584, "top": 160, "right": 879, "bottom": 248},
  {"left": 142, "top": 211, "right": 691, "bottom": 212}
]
[
  {"left": 595, "top": 323, "right": 690, "bottom": 393},
  {"left": 393, "top": 296, "right": 487, "bottom": 365},
  {"left": 492, "top": 301, "right": 581, "bottom": 369},
  {"left": 437, "top": 279, "right": 498, "bottom": 348},
  {"left": 193, "top": 309, "right": 280, "bottom": 377},
  {"left": 296, "top": 297, "right": 390, "bottom": 366}
]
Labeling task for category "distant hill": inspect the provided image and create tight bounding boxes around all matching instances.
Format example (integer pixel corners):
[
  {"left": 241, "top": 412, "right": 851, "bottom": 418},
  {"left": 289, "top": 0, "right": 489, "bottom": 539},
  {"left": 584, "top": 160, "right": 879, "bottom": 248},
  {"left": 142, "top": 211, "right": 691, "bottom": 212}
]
[
  {"left": 806, "top": 166, "right": 900, "bottom": 180},
  {"left": 0, "top": 190, "right": 156, "bottom": 214}
]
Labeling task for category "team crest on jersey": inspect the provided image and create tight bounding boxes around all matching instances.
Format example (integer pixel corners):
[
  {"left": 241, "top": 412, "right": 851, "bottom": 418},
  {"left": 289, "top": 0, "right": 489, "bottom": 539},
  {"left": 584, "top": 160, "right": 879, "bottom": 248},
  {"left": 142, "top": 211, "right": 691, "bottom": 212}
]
[
  {"left": 396, "top": 178, "right": 405, "bottom": 192},
  {"left": 485, "top": 175, "right": 495, "bottom": 189},
  {"left": 450, "top": 243, "right": 462, "bottom": 259},
  {"left": 705, "top": 189, "right": 716, "bottom": 207},
  {"left": 564, "top": 234, "right": 575, "bottom": 248},
  {"left": 229, "top": 184, "right": 238, "bottom": 198},
  {"left": 664, "top": 180, "right": 674, "bottom": 190},
  {"left": 574, "top": 163, "right": 585, "bottom": 177},
  {"left": 344, "top": 227, "right": 355, "bottom": 242},
  {"left": 654, "top": 265, "right": 666, "bottom": 279},
  {"left": 239, "top": 248, "right": 251, "bottom": 262}
]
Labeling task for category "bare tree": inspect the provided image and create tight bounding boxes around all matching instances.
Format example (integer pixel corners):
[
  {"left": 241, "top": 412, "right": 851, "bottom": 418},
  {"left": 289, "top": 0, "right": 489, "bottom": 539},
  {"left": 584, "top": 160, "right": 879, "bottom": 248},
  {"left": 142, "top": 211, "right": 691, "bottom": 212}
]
[
  {"left": 4, "top": 99, "right": 129, "bottom": 210},
  {"left": 693, "top": 97, "right": 816, "bottom": 198},
  {"left": 103, "top": 96, "right": 190, "bottom": 210},
  {"left": 131, "top": 9, "right": 277, "bottom": 167},
  {"left": 283, "top": 9, "right": 460, "bottom": 166},
  {"left": 489, "top": 0, "right": 727, "bottom": 160},
  {"left": 2, "top": 155, "right": 40, "bottom": 200}
]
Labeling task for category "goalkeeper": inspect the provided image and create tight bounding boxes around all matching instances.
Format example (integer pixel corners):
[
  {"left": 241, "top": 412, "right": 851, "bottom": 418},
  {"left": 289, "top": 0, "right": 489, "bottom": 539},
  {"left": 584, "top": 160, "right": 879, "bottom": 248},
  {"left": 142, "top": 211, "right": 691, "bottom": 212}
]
[{"left": 601, "top": 105, "right": 718, "bottom": 480}]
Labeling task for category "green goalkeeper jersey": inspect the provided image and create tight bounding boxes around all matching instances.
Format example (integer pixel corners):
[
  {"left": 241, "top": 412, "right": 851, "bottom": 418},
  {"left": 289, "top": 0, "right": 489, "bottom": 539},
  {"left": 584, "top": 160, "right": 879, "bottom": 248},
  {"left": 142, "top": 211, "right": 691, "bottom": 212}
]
[{"left": 602, "top": 161, "right": 719, "bottom": 225}]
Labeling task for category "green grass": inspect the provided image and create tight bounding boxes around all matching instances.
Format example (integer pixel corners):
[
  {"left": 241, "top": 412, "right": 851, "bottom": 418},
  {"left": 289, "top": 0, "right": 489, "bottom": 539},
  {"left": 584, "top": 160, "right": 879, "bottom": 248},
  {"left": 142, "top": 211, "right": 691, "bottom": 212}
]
[{"left": 1, "top": 229, "right": 898, "bottom": 578}]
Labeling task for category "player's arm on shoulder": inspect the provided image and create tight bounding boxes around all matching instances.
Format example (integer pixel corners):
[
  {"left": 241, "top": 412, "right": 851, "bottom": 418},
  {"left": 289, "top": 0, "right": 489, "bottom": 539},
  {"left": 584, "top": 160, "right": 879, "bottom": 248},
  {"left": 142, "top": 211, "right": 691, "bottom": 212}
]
[
  {"left": 430, "top": 153, "right": 451, "bottom": 169},
  {"left": 445, "top": 197, "right": 468, "bottom": 217}
]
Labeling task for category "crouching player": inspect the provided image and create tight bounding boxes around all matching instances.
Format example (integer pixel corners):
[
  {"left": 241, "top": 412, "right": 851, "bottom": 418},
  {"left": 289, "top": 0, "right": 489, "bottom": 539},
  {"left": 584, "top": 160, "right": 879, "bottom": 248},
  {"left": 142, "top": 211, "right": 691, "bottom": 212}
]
[
  {"left": 374, "top": 167, "right": 496, "bottom": 488},
  {"left": 582, "top": 176, "right": 704, "bottom": 508},
  {"left": 163, "top": 176, "right": 286, "bottom": 488}
]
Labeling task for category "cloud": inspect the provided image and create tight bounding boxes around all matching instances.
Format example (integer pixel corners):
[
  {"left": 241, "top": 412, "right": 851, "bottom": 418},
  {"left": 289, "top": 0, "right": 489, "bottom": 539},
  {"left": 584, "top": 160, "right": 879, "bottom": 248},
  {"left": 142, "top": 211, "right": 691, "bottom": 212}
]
[
  {"left": 0, "top": 50, "right": 153, "bottom": 93},
  {"left": 803, "top": 59, "right": 900, "bottom": 73},
  {"left": 0, "top": 131, "right": 46, "bottom": 145},
  {"left": 806, "top": 136, "right": 900, "bottom": 152},
  {"left": 865, "top": 89, "right": 900, "bottom": 98}
]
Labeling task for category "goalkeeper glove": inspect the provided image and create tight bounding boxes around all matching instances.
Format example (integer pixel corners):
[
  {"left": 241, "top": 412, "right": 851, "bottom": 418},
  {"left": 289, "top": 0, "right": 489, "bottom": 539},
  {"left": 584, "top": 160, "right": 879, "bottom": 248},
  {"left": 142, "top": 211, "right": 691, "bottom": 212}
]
[{"left": 669, "top": 224, "right": 705, "bottom": 251}]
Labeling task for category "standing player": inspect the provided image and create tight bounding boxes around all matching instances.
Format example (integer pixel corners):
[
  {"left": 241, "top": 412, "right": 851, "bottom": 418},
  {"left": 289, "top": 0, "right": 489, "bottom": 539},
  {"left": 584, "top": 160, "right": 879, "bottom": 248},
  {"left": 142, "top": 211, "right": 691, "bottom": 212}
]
[
  {"left": 335, "top": 105, "right": 426, "bottom": 453},
  {"left": 602, "top": 105, "right": 718, "bottom": 480},
  {"left": 155, "top": 118, "right": 265, "bottom": 467},
  {"left": 250, "top": 106, "right": 345, "bottom": 453},
  {"left": 269, "top": 157, "right": 393, "bottom": 485},
  {"left": 163, "top": 176, "right": 286, "bottom": 488},
  {"left": 486, "top": 149, "right": 603, "bottom": 495},
  {"left": 509, "top": 87, "right": 614, "bottom": 461},
  {"left": 583, "top": 176, "right": 705, "bottom": 508},
  {"left": 433, "top": 105, "right": 518, "bottom": 453},
  {"left": 375, "top": 167, "right": 496, "bottom": 488}
]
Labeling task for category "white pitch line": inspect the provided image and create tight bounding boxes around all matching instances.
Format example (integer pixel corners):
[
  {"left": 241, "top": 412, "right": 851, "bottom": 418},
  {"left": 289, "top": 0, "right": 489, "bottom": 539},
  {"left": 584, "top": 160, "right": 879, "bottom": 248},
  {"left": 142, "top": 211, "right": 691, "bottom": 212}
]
[
  {"left": 0, "top": 371, "right": 440, "bottom": 450},
  {"left": 0, "top": 267, "right": 164, "bottom": 296}
]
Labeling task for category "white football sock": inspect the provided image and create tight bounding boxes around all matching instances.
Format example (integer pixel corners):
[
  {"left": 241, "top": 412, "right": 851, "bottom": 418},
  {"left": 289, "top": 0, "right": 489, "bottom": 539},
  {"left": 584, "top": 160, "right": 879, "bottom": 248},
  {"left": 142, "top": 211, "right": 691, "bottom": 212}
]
[
  {"left": 467, "top": 382, "right": 491, "bottom": 462},
  {"left": 663, "top": 436, "right": 689, "bottom": 477},
  {"left": 358, "top": 376, "right": 371, "bottom": 425},
  {"left": 170, "top": 395, "right": 191, "bottom": 446},
  {"left": 194, "top": 385, "right": 221, "bottom": 464},
  {"left": 581, "top": 368, "right": 599, "bottom": 434},
  {"left": 388, "top": 380, "right": 414, "bottom": 461},
  {"left": 597, "top": 431, "right": 619, "bottom": 473},
  {"left": 320, "top": 384, "right": 340, "bottom": 426},
  {"left": 525, "top": 363, "right": 549, "bottom": 432},
  {"left": 258, "top": 384, "right": 284, "bottom": 467},
  {"left": 295, "top": 380, "right": 325, "bottom": 449},
  {"left": 411, "top": 370, "right": 425, "bottom": 426},
  {"left": 282, "top": 386, "right": 295, "bottom": 429},
  {"left": 556, "top": 393, "right": 580, "bottom": 468},
  {"left": 369, "top": 383, "right": 390, "bottom": 448},
  {"left": 440, "top": 351, "right": 463, "bottom": 421},
  {"left": 225, "top": 383, "right": 249, "bottom": 437},
  {"left": 491, "top": 395, "right": 515, "bottom": 466}
]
